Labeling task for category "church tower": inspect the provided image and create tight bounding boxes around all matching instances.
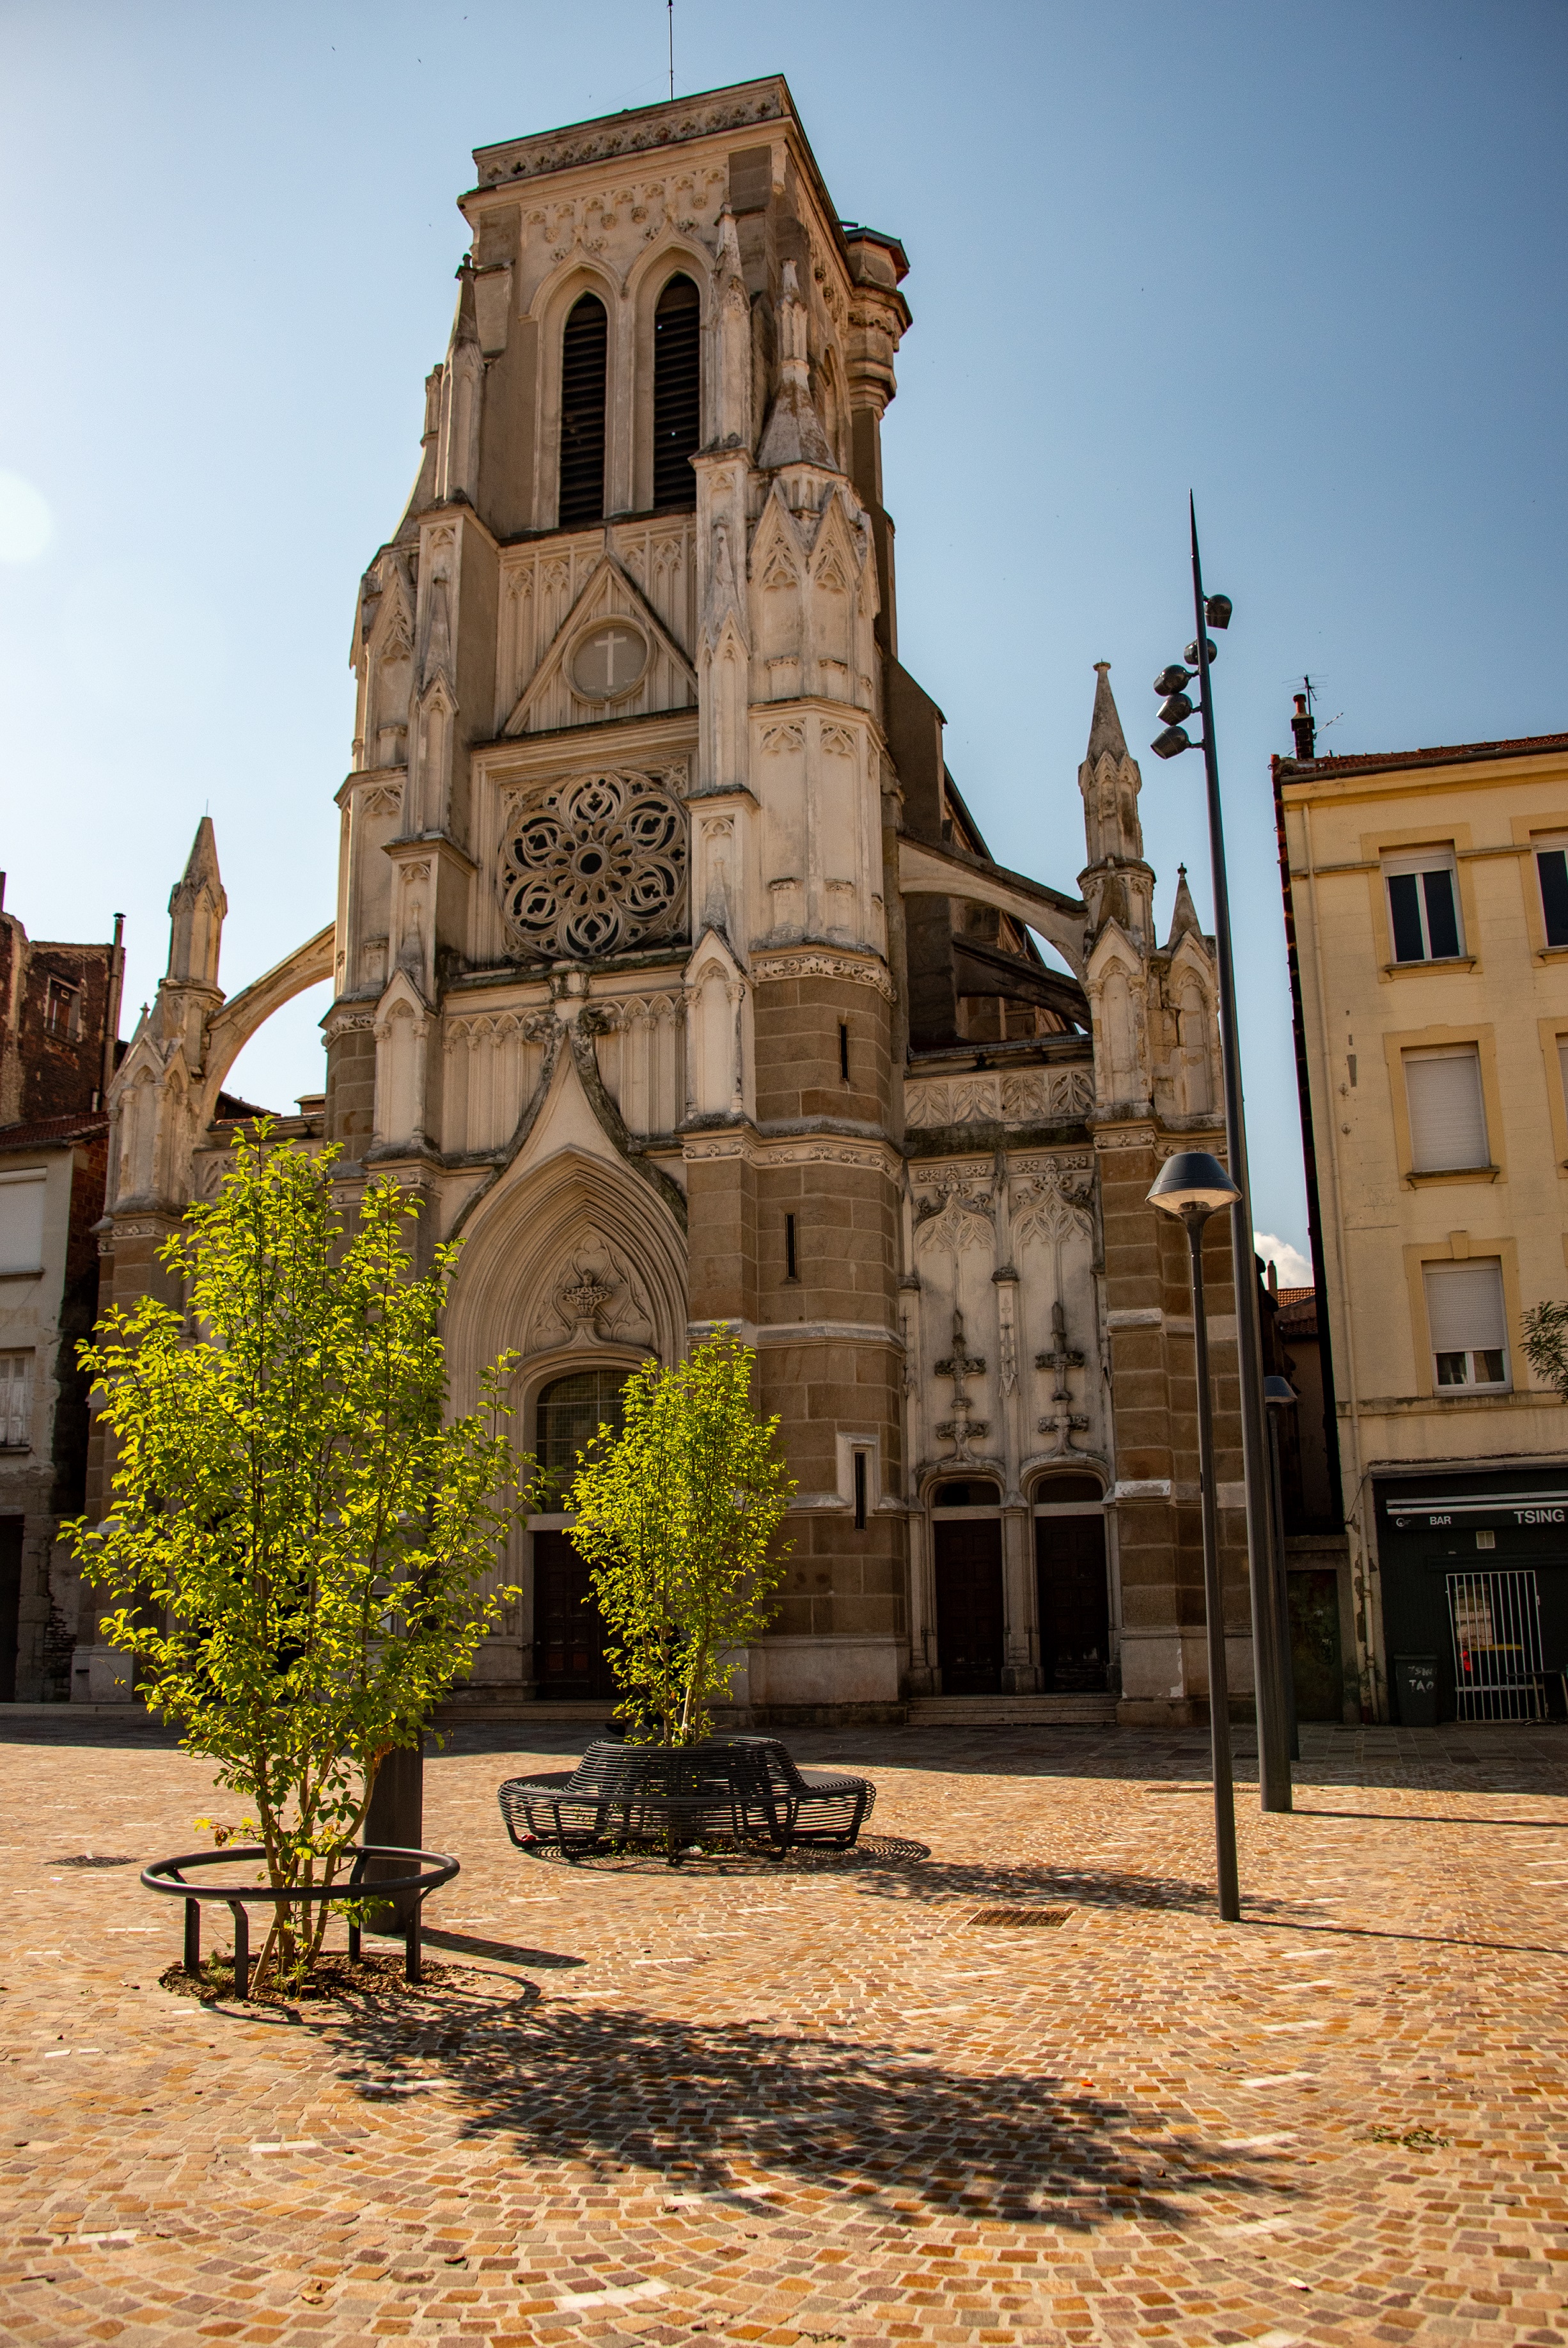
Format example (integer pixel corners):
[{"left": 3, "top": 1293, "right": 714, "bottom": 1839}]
[{"left": 82, "top": 78, "right": 1242, "bottom": 1723}]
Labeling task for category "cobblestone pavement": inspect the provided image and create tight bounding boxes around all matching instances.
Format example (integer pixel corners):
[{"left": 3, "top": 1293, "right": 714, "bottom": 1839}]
[{"left": 2, "top": 1715, "right": 1566, "bottom": 2347}]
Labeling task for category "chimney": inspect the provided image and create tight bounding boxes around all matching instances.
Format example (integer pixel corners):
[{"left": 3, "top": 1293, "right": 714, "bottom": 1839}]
[
  {"left": 1267, "top": 1256, "right": 1280, "bottom": 1297},
  {"left": 1290, "top": 693, "right": 1317, "bottom": 761}
]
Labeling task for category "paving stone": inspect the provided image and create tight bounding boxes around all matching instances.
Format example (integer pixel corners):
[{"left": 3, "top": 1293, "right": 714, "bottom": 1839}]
[{"left": 1, "top": 1717, "right": 1565, "bottom": 2342}]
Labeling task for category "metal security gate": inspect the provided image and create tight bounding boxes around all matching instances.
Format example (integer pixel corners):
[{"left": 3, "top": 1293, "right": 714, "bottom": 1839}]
[{"left": 1446, "top": 1570, "right": 1544, "bottom": 1720}]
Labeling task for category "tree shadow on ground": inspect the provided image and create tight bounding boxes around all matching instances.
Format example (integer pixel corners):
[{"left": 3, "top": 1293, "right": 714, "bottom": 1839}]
[
  {"left": 841, "top": 1852, "right": 1301, "bottom": 1921},
  {"left": 319, "top": 1981, "right": 1285, "bottom": 2232}
]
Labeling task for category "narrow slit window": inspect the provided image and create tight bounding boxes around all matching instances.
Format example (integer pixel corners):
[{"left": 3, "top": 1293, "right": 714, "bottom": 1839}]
[
  {"left": 853, "top": 1450, "right": 868, "bottom": 1530},
  {"left": 838, "top": 1021, "right": 850, "bottom": 1081},
  {"left": 784, "top": 1212, "right": 797, "bottom": 1281},
  {"left": 558, "top": 293, "right": 608, "bottom": 528},
  {"left": 1384, "top": 850, "right": 1462, "bottom": 964},
  {"left": 1424, "top": 1258, "right": 1509, "bottom": 1391},
  {"left": 1404, "top": 1045, "right": 1489, "bottom": 1171},
  {"left": 652, "top": 274, "right": 701, "bottom": 510},
  {"left": 1537, "top": 845, "right": 1568, "bottom": 947}
]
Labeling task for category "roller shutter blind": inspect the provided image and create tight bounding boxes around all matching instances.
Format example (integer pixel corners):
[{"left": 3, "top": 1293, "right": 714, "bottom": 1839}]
[
  {"left": 1404, "top": 1046, "right": 1488, "bottom": 1171},
  {"left": 0, "top": 1177, "right": 45, "bottom": 1274}
]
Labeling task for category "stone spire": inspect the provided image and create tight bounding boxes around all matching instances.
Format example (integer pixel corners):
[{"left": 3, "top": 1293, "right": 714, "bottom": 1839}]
[
  {"left": 756, "top": 260, "right": 835, "bottom": 470},
  {"left": 1165, "top": 862, "right": 1204, "bottom": 946},
  {"left": 1079, "top": 662, "right": 1143, "bottom": 867},
  {"left": 166, "top": 817, "right": 226, "bottom": 991}
]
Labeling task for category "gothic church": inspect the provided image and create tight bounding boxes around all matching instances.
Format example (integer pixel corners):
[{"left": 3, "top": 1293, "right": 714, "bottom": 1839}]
[{"left": 86, "top": 77, "right": 1246, "bottom": 1724}]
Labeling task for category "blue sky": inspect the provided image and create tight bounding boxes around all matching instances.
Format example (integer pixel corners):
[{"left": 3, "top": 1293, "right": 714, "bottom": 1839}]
[{"left": 2, "top": 1, "right": 1564, "bottom": 1272}]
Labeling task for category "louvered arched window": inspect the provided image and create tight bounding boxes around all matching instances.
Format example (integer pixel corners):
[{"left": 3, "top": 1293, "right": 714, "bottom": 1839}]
[
  {"left": 558, "top": 293, "right": 608, "bottom": 528},
  {"left": 652, "top": 274, "right": 700, "bottom": 510}
]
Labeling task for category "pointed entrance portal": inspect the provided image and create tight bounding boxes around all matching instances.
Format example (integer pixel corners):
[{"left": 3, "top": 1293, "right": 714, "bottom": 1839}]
[
  {"left": 933, "top": 1516, "right": 1005, "bottom": 1694},
  {"left": 531, "top": 1366, "right": 628, "bottom": 1702},
  {"left": 531, "top": 1529, "right": 617, "bottom": 1700}
]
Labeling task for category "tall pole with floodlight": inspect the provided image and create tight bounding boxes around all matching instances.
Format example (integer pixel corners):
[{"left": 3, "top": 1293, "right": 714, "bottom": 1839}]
[{"left": 1149, "top": 502, "right": 1293, "bottom": 1815}]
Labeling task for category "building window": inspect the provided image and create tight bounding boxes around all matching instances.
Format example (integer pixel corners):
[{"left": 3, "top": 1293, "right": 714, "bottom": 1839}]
[
  {"left": 558, "top": 293, "right": 608, "bottom": 528},
  {"left": 1404, "top": 1044, "right": 1489, "bottom": 1172},
  {"left": 784, "top": 1212, "right": 798, "bottom": 1282},
  {"left": 0, "top": 1352, "right": 32, "bottom": 1449},
  {"left": 1537, "top": 841, "right": 1568, "bottom": 947},
  {"left": 838, "top": 1021, "right": 850, "bottom": 1081},
  {"left": 535, "top": 1366, "right": 627, "bottom": 1505},
  {"left": 652, "top": 274, "right": 700, "bottom": 511},
  {"left": 1384, "top": 850, "right": 1462, "bottom": 963},
  {"left": 0, "top": 1175, "right": 45, "bottom": 1276},
  {"left": 852, "top": 1449, "right": 868, "bottom": 1530},
  {"left": 44, "top": 977, "right": 79, "bottom": 1038},
  {"left": 1424, "top": 1259, "right": 1509, "bottom": 1391}
]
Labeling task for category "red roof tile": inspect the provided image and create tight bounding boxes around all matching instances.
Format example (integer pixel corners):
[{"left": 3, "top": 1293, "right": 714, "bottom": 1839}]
[
  {"left": 0, "top": 1111, "right": 109, "bottom": 1152},
  {"left": 1276, "top": 732, "right": 1568, "bottom": 783}
]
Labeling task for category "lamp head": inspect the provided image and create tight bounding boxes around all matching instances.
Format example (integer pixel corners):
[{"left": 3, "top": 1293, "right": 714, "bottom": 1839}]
[
  {"left": 1204, "top": 593, "right": 1234, "bottom": 630},
  {"left": 1146, "top": 1150, "right": 1241, "bottom": 1222},
  {"left": 1186, "top": 637, "right": 1218, "bottom": 668},
  {"left": 1152, "top": 724, "right": 1193, "bottom": 760},
  {"left": 1158, "top": 691, "right": 1195, "bottom": 726},
  {"left": 1154, "top": 662, "right": 1193, "bottom": 697},
  {"left": 1263, "top": 1375, "right": 1298, "bottom": 1409}
]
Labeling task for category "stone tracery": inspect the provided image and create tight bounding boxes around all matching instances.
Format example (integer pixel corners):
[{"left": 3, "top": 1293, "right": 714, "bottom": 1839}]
[{"left": 499, "top": 769, "right": 687, "bottom": 959}]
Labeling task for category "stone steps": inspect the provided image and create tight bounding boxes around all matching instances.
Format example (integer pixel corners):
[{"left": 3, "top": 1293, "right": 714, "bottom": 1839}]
[{"left": 906, "top": 1693, "right": 1118, "bottom": 1726}]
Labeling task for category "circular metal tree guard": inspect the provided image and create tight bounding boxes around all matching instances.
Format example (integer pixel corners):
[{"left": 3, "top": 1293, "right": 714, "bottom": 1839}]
[{"left": 141, "top": 1843, "right": 459, "bottom": 1998}]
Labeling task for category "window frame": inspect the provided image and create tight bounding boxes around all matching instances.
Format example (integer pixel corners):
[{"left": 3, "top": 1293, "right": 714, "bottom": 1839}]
[
  {"left": 1422, "top": 1257, "right": 1511, "bottom": 1395},
  {"left": 1383, "top": 848, "right": 1465, "bottom": 966},
  {"left": 1363, "top": 825, "right": 1481, "bottom": 980},
  {"left": 1383, "top": 1024, "right": 1504, "bottom": 1190},
  {"left": 1403, "top": 1237, "right": 1523, "bottom": 1402},
  {"left": 0, "top": 1349, "right": 34, "bottom": 1450},
  {"left": 1402, "top": 1042, "right": 1490, "bottom": 1175}
]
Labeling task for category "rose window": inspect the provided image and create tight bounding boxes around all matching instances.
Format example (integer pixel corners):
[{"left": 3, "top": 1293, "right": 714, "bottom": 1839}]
[{"left": 499, "top": 769, "right": 687, "bottom": 960}]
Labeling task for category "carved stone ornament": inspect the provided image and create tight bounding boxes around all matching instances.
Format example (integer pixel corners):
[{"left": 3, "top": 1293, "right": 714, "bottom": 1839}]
[
  {"left": 529, "top": 1237, "right": 655, "bottom": 1350},
  {"left": 499, "top": 769, "right": 687, "bottom": 960}
]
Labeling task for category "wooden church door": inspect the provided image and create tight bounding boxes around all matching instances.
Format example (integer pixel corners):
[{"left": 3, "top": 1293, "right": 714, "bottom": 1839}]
[{"left": 934, "top": 1519, "right": 1005, "bottom": 1694}]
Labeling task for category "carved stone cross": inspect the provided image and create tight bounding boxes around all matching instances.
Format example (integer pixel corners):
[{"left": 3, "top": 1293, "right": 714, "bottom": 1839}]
[
  {"left": 1036, "top": 1297, "right": 1088, "bottom": 1450},
  {"left": 935, "top": 1309, "right": 989, "bottom": 1453}
]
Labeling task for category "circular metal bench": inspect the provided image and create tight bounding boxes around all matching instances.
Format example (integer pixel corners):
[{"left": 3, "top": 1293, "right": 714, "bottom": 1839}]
[
  {"left": 140, "top": 1843, "right": 459, "bottom": 1997},
  {"left": 497, "top": 1738, "right": 875, "bottom": 1862}
]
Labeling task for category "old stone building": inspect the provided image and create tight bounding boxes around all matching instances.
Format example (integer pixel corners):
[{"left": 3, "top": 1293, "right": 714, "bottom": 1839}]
[
  {"left": 0, "top": 879, "right": 123, "bottom": 1702},
  {"left": 84, "top": 77, "right": 1248, "bottom": 1724}
]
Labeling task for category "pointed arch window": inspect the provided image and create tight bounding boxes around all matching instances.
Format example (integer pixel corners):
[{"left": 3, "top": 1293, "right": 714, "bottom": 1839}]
[
  {"left": 558, "top": 293, "right": 608, "bottom": 528},
  {"left": 652, "top": 274, "right": 701, "bottom": 510}
]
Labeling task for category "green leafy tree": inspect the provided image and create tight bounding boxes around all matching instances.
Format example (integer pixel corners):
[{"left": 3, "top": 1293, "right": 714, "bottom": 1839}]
[
  {"left": 567, "top": 1334, "right": 794, "bottom": 1744},
  {"left": 65, "top": 1129, "right": 522, "bottom": 1988},
  {"left": 1522, "top": 1299, "right": 1568, "bottom": 1402}
]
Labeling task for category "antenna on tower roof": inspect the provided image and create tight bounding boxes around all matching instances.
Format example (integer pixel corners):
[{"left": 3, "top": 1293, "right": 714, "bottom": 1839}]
[{"left": 668, "top": 0, "right": 674, "bottom": 100}]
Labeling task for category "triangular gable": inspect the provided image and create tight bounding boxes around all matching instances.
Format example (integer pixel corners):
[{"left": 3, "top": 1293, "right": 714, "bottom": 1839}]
[{"left": 502, "top": 554, "right": 698, "bottom": 737}]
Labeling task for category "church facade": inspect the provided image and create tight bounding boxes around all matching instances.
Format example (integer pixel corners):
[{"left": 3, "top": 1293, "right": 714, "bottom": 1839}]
[{"left": 84, "top": 77, "right": 1249, "bottom": 1724}]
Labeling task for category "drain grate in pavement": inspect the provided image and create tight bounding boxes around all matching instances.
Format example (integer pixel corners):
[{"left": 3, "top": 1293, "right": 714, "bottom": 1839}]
[
  {"left": 968, "top": 1906, "right": 1070, "bottom": 1928},
  {"left": 46, "top": 1855, "right": 139, "bottom": 1869}
]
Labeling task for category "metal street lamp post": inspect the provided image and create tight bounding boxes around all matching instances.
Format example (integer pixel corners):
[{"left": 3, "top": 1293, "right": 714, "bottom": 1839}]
[
  {"left": 1264, "top": 1376, "right": 1301, "bottom": 1762},
  {"left": 1150, "top": 502, "right": 1294, "bottom": 1815},
  {"left": 1147, "top": 1149, "right": 1243, "bottom": 1922}
]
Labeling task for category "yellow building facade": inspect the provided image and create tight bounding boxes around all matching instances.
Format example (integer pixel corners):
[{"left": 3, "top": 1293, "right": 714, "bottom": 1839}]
[{"left": 1276, "top": 724, "right": 1568, "bottom": 1723}]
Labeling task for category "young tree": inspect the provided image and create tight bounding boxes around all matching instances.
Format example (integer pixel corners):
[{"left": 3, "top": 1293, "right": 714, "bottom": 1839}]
[
  {"left": 567, "top": 1334, "right": 794, "bottom": 1744},
  {"left": 1522, "top": 1299, "right": 1568, "bottom": 1401},
  {"left": 65, "top": 1129, "right": 522, "bottom": 1987}
]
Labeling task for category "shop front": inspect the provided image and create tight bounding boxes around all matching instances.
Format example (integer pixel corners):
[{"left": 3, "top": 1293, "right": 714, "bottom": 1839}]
[{"left": 1376, "top": 1465, "right": 1568, "bottom": 1723}]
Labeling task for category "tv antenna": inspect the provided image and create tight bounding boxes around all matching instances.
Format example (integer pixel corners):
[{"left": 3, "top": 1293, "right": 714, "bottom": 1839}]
[
  {"left": 1299, "top": 674, "right": 1344, "bottom": 733},
  {"left": 668, "top": 1, "right": 674, "bottom": 100}
]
